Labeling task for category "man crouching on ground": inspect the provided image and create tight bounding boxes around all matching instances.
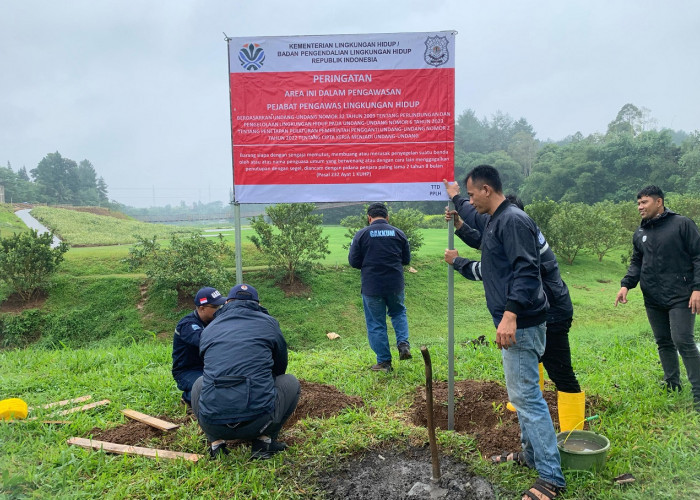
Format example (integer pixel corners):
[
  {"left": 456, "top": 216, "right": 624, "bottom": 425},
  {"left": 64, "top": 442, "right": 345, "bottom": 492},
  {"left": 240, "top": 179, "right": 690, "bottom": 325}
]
[{"left": 190, "top": 283, "right": 301, "bottom": 459}]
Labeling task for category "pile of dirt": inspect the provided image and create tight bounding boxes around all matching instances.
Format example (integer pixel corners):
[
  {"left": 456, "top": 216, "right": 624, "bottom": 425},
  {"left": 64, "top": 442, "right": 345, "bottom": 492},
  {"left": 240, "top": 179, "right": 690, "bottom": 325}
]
[
  {"left": 88, "top": 380, "right": 363, "bottom": 448},
  {"left": 409, "top": 379, "right": 562, "bottom": 459},
  {"left": 317, "top": 446, "right": 496, "bottom": 499}
]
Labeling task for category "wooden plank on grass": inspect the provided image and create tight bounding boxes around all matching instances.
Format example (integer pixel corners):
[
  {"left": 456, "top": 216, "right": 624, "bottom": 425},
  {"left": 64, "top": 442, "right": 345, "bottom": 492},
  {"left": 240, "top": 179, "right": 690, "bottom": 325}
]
[
  {"left": 66, "top": 437, "right": 202, "bottom": 462},
  {"left": 51, "top": 399, "right": 110, "bottom": 416},
  {"left": 28, "top": 395, "right": 92, "bottom": 411},
  {"left": 121, "top": 409, "right": 179, "bottom": 432}
]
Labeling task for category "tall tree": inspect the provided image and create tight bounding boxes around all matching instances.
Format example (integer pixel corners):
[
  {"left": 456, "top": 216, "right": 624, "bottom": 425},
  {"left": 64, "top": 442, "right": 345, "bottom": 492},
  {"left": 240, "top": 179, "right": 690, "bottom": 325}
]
[{"left": 30, "top": 152, "right": 79, "bottom": 204}]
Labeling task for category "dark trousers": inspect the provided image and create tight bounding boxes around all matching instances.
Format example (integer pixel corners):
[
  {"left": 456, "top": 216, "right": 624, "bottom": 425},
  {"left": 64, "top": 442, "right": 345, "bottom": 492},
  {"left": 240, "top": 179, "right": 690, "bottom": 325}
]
[
  {"left": 541, "top": 319, "right": 581, "bottom": 393},
  {"left": 646, "top": 306, "right": 700, "bottom": 402},
  {"left": 174, "top": 369, "right": 203, "bottom": 404},
  {"left": 191, "top": 374, "right": 301, "bottom": 442}
]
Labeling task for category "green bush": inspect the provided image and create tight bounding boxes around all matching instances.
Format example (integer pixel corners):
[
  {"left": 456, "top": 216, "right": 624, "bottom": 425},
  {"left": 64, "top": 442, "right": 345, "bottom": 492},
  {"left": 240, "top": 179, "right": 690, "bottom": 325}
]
[
  {"left": 0, "top": 229, "right": 69, "bottom": 301},
  {"left": 125, "top": 233, "right": 233, "bottom": 296},
  {"left": 249, "top": 203, "right": 330, "bottom": 284},
  {"left": 0, "top": 309, "right": 44, "bottom": 348},
  {"left": 340, "top": 204, "right": 424, "bottom": 254},
  {"left": 420, "top": 214, "right": 447, "bottom": 229}
]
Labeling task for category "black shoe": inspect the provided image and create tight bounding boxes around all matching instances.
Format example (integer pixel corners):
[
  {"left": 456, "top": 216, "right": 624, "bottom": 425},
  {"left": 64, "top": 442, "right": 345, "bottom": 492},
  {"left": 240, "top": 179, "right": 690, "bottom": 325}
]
[
  {"left": 370, "top": 361, "right": 393, "bottom": 372},
  {"left": 251, "top": 438, "right": 287, "bottom": 459},
  {"left": 208, "top": 441, "right": 230, "bottom": 459},
  {"left": 664, "top": 381, "right": 682, "bottom": 393},
  {"left": 398, "top": 343, "right": 412, "bottom": 360}
]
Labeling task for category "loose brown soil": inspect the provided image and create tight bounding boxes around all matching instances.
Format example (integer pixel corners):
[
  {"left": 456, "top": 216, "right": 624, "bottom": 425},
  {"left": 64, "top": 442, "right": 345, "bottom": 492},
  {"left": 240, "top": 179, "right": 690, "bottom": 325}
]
[
  {"left": 409, "top": 379, "right": 591, "bottom": 459},
  {"left": 88, "top": 380, "right": 363, "bottom": 449},
  {"left": 0, "top": 290, "right": 48, "bottom": 313}
]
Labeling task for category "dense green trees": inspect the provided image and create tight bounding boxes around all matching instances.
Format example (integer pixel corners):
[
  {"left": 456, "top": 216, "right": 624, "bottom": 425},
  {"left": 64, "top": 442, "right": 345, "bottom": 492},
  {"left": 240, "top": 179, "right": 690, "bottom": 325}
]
[
  {"left": 0, "top": 152, "right": 109, "bottom": 206},
  {"left": 455, "top": 103, "right": 699, "bottom": 206}
]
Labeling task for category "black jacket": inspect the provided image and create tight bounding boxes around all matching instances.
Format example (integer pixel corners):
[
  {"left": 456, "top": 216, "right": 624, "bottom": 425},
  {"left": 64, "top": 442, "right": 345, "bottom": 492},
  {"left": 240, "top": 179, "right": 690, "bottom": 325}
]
[
  {"left": 197, "top": 300, "right": 288, "bottom": 425},
  {"left": 453, "top": 194, "right": 573, "bottom": 324},
  {"left": 621, "top": 209, "right": 700, "bottom": 309},
  {"left": 172, "top": 310, "right": 205, "bottom": 381},
  {"left": 348, "top": 218, "right": 411, "bottom": 296},
  {"left": 452, "top": 196, "right": 548, "bottom": 328}
]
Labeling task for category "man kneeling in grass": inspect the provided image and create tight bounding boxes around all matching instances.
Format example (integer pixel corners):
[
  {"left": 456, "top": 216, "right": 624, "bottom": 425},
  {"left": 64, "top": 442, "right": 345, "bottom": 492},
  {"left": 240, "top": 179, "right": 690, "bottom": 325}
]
[{"left": 191, "top": 284, "right": 301, "bottom": 459}]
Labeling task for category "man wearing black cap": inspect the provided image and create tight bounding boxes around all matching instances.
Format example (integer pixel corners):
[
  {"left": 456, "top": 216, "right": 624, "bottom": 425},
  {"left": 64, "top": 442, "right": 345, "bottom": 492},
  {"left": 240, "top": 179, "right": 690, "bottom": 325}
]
[
  {"left": 172, "top": 287, "right": 226, "bottom": 407},
  {"left": 190, "top": 283, "right": 300, "bottom": 459},
  {"left": 349, "top": 202, "right": 412, "bottom": 372}
]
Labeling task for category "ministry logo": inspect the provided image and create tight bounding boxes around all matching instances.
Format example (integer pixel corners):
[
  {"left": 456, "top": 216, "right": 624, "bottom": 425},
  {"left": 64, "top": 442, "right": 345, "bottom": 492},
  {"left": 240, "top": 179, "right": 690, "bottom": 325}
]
[
  {"left": 238, "top": 43, "right": 265, "bottom": 71},
  {"left": 424, "top": 36, "right": 449, "bottom": 67}
]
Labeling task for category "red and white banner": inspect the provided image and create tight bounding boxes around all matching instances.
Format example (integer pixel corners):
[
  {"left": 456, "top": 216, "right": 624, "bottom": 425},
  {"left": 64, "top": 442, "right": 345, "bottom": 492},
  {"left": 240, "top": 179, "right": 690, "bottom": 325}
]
[{"left": 228, "top": 32, "right": 455, "bottom": 203}]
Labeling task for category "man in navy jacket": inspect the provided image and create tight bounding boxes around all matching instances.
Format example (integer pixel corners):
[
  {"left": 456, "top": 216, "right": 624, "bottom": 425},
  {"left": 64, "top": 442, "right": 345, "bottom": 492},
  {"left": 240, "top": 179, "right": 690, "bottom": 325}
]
[
  {"left": 444, "top": 166, "right": 565, "bottom": 498},
  {"left": 190, "top": 284, "right": 300, "bottom": 459},
  {"left": 349, "top": 203, "right": 412, "bottom": 372},
  {"left": 172, "top": 287, "right": 226, "bottom": 406}
]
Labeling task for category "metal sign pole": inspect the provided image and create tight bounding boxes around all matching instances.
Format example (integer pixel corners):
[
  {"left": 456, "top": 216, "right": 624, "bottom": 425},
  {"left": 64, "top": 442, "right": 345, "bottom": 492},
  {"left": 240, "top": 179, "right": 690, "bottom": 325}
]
[
  {"left": 447, "top": 200, "right": 455, "bottom": 430},
  {"left": 225, "top": 33, "right": 243, "bottom": 285}
]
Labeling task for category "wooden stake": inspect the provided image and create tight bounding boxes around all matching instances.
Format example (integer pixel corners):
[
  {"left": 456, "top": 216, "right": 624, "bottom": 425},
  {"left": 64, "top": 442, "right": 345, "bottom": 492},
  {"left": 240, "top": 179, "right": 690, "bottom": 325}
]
[
  {"left": 28, "top": 395, "right": 92, "bottom": 411},
  {"left": 51, "top": 399, "right": 110, "bottom": 416},
  {"left": 121, "top": 410, "right": 179, "bottom": 432},
  {"left": 67, "top": 437, "right": 201, "bottom": 462}
]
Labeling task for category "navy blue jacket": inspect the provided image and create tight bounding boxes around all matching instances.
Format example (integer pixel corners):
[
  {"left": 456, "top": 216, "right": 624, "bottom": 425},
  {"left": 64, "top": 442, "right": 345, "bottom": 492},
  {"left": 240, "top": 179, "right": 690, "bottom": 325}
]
[
  {"left": 197, "top": 300, "right": 288, "bottom": 425},
  {"left": 621, "top": 209, "right": 700, "bottom": 309},
  {"left": 452, "top": 195, "right": 547, "bottom": 328},
  {"left": 172, "top": 310, "right": 205, "bottom": 381},
  {"left": 453, "top": 194, "right": 573, "bottom": 324},
  {"left": 348, "top": 218, "right": 410, "bottom": 296}
]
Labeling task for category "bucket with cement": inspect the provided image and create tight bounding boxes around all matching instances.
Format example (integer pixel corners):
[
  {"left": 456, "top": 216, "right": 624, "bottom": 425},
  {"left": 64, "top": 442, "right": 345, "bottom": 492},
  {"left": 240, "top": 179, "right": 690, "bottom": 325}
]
[{"left": 556, "top": 430, "right": 610, "bottom": 472}]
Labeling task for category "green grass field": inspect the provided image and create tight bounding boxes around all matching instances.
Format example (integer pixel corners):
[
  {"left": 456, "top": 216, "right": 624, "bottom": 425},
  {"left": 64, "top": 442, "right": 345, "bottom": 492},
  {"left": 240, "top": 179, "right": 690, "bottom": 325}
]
[{"left": 1, "top": 210, "right": 700, "bottom": 498}]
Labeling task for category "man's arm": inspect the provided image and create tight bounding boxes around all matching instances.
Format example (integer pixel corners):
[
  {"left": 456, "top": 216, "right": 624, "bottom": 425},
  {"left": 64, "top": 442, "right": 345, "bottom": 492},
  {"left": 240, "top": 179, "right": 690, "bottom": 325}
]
[
  {"left": 617, "top": 237, "right": 643, "bottom": 306},
  {"left": 348, "top": 232, "right": 363, "bottom": 269},
  {"left": 682, "top": 218, "right": 700, "bottom": 313},
  {"left": 444, "top": 249, "right": 482, "bottom": 281}
]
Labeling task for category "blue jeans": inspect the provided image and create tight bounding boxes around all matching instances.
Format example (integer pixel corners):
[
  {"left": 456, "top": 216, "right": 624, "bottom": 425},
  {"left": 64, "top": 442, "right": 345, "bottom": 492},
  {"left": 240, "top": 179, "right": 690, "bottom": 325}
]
[
  {"left": 502, "top": 323, "right": 565, "bottom": 488},
  {"left": 362, "top": 292, "right": 409, "bottom": 363}
]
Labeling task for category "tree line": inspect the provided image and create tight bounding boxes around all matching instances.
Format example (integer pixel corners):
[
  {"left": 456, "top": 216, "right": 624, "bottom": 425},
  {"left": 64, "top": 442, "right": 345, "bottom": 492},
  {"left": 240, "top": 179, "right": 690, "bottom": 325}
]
[
  {"left": 0, "top": 152, "right": 109, "bottom": 206},
  {"left": 454, "top": 103, "right": 700, "bottom": 204}
]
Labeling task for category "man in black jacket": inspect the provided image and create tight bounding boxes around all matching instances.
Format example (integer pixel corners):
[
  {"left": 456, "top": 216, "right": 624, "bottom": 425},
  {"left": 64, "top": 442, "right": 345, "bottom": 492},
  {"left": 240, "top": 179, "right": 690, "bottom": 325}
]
[
  {"left": 443, "top": 192, "right": 583, "bottom": 429},
  {"left": 172, "top": 287, "right": 226, "bottom": 406},
  {"left": 190, "top": 284, "right": 301, "bottom": 459},
  {"left": 349, "top": 202, "right": 412, "bottom": 372},
  {"left": 444, "top": 166, "right": 565, "bottom": 498},
  {"left": 615, "top": 185, "right": 700, "bottom": 411}
]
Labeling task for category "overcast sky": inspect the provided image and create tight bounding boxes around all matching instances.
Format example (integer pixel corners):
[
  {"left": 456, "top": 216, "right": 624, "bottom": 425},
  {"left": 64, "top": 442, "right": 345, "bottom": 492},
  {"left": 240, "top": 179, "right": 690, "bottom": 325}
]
[{"left": 2, "top": 0, "right": 698, "bottom": 207}]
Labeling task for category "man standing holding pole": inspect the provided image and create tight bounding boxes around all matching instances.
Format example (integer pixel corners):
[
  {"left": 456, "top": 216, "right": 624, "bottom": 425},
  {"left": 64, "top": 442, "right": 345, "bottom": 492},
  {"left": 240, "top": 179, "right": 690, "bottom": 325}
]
[
  {"left": 615, "top": 185, "right": 700, "bottom": 412},
  {"left": 445, "top": 166, "right": 565, "bottom": 499}
]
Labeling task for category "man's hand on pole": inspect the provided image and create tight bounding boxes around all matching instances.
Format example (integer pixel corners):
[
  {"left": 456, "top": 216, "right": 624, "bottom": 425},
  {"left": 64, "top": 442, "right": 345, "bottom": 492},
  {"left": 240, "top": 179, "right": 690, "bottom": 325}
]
[
  {"left": 444, "top": 249, "right": 459, "bottom": 265},
  {"left": 444, "top": 207, "right": 463, "bottom": 230},
  {"left": 443, "top": 179, "right": 460, "bottom": 199}
]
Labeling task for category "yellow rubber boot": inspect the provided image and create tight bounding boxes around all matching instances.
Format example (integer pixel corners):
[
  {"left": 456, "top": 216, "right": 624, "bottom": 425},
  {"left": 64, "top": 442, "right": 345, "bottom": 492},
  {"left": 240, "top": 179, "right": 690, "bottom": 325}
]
[
  {"left": 558, "top": 391, "right": 585, "bottom": 432},
  {"left": 507, "top": 363, "right": 546, "bottom": 412}
]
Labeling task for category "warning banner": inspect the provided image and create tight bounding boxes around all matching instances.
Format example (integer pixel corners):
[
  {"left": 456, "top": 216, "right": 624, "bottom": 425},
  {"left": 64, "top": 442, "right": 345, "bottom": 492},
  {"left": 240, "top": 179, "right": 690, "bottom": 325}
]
[{"left": 228, "top": 32, "right": 455, "bottom": 203}]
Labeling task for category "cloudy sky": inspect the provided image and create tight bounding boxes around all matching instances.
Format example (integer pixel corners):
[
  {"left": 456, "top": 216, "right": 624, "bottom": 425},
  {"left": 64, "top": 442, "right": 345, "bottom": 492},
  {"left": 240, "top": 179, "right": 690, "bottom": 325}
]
[{"left": 2, "top": 0, "right": 698, "bottom": 207}]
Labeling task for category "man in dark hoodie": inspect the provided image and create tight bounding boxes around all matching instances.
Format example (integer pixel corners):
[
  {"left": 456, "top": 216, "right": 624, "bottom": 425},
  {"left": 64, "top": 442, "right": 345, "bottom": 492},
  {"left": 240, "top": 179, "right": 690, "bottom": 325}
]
[
  {"left": 615, "top": 185, "right": 700, "bottom": 411},
  {"left": 190, "top": 284, "right": 300, "bottom": 459}
]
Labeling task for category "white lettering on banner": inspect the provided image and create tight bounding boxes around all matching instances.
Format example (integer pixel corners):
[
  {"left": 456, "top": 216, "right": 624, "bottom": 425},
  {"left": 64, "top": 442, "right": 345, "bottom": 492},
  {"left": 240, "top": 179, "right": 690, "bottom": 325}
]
[{"left": 312, "top": 74, "right": 372, "bottom": 83}]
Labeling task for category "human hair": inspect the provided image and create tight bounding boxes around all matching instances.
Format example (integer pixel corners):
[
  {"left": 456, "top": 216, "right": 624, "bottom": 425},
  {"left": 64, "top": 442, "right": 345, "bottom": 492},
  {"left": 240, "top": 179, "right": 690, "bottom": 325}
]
[
  {"left": 637, "top": 185, "right": 664, "bottom": 204},
  {"left": 367, "top": 202, "right": 388, "bottom": 218},
  {"left": 505, "top": 194, "right": 524, "bottom": 210},
  {"left": 464, "top": 165, "right": 503, "bottom": 193}
]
